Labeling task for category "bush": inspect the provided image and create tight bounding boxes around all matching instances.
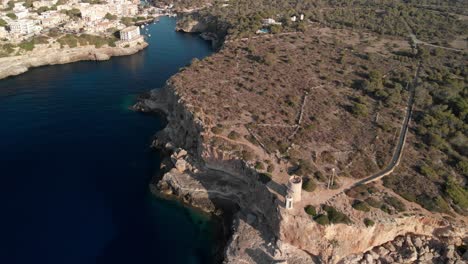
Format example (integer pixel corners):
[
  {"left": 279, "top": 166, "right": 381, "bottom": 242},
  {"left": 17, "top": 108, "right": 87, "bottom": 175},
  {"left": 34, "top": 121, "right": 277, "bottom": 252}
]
[
  {"left": 365, "top": 197, "right": 382, "bottom": 208},
  {"left": 323, "top": 205, "right": 351, "bottom": 224},
  {"left": 267, "top": 164, "right": 275, "bottom": 173},
  {"left": 445, "top": 178, "right": 468, "bottom": 210},
  {"left": 255, "top": 161, "right": 265, "bottom": 170},
  {"left": 211, "top": 126, "right": 223, "bottom": 134},
  {"left": 351, "top": 102, "right": 369, "bottom": 116},
  {"left": 304, "top": 205, "right": 316, "bottom": 216},
  {"left": 258, "top": 173, "right": 271, "bottom": 184},
  {"left": 19, "top": 40, "right": 34, "bottom": 51},
  {"left": 314, "top": 214, "right": 329, "bottom": 225},
  {"left": 58, "top": 34, "right": 78, "bottom": 48},
  {"left": 0, "top": 18, "right": 7, "bottom": 27},
  {"left": 302, "top": 178, "right": 317, "bottom": 192},
  {"left": 364, "top": 218, "right": 375, "bottom": 227},
  {"left": 241, "top": 150, "right": 255, "bottom": 161},
  {"left": 228, "top": 131, "right": 241, "bottom": 140},
  {"left": 121, "top": 17, "right": 134, "bottom": 26},
  {"left": 314, "top": 171, "right": 327, "bottom": 182},
  {"left": 105, "top": 13, "right": 117, "bottom": 20},
  {"left": 383, "top": 196, "right": 406, "bottom": 212},
  {"left": 6, "top": 13, "right": 17, "bottom": 20},
  {"left": 352, "top": 200, "right": 370, "bottom": 212}
]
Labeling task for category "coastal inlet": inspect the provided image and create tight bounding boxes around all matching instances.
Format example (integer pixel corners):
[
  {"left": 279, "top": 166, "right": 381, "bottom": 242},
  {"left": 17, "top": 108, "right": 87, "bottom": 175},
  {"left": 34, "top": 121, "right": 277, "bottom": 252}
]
[{"left": 0, "top": 17, "right": 218, "bottom": 264}]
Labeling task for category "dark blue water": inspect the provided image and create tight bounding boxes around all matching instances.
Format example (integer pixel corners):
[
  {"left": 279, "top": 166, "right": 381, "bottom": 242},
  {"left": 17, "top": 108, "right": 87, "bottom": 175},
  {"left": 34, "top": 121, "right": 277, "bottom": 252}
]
[{"left": 0, "top": 17, "right": 216, "bottom": 264}]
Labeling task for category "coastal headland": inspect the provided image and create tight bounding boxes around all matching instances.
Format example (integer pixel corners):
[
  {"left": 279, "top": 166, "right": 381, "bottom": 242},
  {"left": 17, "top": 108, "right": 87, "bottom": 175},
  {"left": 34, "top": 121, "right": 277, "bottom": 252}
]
[{"left": 134, "top": 4, "right": 468, "bottom": 262}]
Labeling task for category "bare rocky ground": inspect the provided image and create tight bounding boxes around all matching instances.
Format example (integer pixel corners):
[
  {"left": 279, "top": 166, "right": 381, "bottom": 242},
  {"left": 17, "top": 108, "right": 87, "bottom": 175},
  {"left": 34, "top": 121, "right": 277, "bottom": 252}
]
[{"left": 341, "top": 234, "right": 467, "bottom": 264}]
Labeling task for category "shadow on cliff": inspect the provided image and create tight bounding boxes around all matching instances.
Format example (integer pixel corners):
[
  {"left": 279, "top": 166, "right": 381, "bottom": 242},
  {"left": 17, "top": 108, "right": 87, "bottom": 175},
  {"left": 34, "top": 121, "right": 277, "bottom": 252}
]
[
  {"left": 136, "top": 87, "right": 289, "bottom": 263},
  {"left": 184, "top": 156, "right": 287, "bottom": 263}
]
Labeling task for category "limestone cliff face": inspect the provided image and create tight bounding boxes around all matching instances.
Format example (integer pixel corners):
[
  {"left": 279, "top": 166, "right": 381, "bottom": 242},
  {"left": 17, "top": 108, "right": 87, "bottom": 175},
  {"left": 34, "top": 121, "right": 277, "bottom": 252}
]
[
  {"left": 175, "top": 18, "right": 208, "bottom": 33},
  {"left": 135, "top": 84, "right": 466, "bottom": 264},
  {"left": 0, "top": 43, "right": 148, "bottom": 80},
  {"left": 280, "top": 211, "right": 465, "bottom": 263}
]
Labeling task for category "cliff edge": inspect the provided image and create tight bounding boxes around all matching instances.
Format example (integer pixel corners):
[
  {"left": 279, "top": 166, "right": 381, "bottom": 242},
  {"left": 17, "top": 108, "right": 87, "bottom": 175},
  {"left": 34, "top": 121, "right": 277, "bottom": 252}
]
[{"left": 0, "top": 42, "right": 148, "bottom": 80}]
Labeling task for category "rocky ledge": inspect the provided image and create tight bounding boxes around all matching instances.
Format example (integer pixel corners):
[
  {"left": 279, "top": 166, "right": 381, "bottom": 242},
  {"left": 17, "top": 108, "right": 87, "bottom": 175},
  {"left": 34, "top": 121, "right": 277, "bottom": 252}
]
[
  {"left": 0, "top": 42, "right": 148, "bottom": 80},
  {"left": 341, "top": 234, "right": 467, "bottom": 264},
  {"left": 134, "top": 85, "right": 467, "bottom": 263}
]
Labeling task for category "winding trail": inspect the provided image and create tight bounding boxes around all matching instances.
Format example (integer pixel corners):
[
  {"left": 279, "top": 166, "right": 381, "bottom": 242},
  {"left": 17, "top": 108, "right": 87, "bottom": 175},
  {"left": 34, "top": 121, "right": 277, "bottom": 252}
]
[
  {"left": 350, "top": 61, "right": 421, "bottom": 188},
  {"left": 318, "top": 61, "right": 422, "bottom": 205}
]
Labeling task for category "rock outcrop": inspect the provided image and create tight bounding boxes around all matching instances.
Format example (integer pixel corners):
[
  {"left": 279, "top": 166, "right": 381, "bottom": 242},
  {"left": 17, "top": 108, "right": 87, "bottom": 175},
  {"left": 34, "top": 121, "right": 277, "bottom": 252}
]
[
  {"left": 135, "top": 84, "right": 467, "bottom": 263},
  {"left": 0, "top": 42, "right": 148, "bottom": 80},
  {"left": 341, "top": 234, "right": 467, "bottom": 264}
]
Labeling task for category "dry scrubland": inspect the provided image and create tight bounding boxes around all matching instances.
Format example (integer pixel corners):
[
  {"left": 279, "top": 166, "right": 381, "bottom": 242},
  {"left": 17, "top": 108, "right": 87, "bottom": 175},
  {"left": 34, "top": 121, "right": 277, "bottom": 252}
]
[{"left": 166, "top": 12, "right": 468, "bottom": 224}]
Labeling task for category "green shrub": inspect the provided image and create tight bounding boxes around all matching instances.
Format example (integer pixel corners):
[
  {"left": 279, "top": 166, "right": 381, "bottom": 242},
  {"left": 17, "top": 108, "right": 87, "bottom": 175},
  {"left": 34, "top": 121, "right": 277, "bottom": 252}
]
[
  {"left": 302, "top": 178, "right": 317, "bottom": 192},
  {"left": 105, "top": 13, "right": 117, "bottom": 20},
  {"left": 323, "top": 205, "right": 351, "bottom": 224},
  {"left": 211, "top": 126, "right": 223, "bottom": 134},
  {"left": 314, "top": 214, "right": 329, "bottom": 225},
  {"left": 383, "top": 196, "right": 406, "bottom": 212},
  {"left": 121, "top": 17, "right": 134, "bottom": 26},
  {"left": 255, "top": 161, "right": 265, "bottom": 170},
  {"left": 351, "top": 102, "right": 369, "bottom": 116},
  {"left": 352, "top": 200, "right": 370, "bottom": 212},
  {"left": 258, "top": 173, "right": 271, "bottom": 184},
  {"left": 445, "top": 178, "right": 468, "bottom": 210},
  {"left": 364, "top": 218, "right": 375, "bottom": 227},
  {"left": 304, "top": 205, "right": 316, "bottom": 216},
  {"left": 241, "top": 150, "right": 255, "bottom": 161},
  {"left": 314, "top": 171, "right": 327, "bottom": 182},
  {"left": 365, "top": 197, "right": 382, "bottom": 208},
  {"left": 228, "top": 131, "right": 241, "bottom": 140},
  {"left": 18, "top": 40, "right": 35, "bottom": 51},
  {"left": 0, "top": 18, "right": 7, "bottom": 27},
  {"left": 6, "top": 13, "right": 17, "bottom": 19},
  {"left": 267, "top": 164, "right": 275, "bottom": 173}
]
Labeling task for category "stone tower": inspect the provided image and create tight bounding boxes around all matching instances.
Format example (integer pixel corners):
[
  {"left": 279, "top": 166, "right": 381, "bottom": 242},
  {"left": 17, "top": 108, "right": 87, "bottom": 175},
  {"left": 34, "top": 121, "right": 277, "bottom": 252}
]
[{"left": 287, "top": 175, "right": 302, "bottom": 202}]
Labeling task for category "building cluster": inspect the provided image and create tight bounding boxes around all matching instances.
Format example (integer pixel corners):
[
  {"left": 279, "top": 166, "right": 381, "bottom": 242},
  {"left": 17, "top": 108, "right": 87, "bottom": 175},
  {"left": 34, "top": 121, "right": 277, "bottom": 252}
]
[{"left": 0, "top": 0, "right": 169, "bottom": 44}]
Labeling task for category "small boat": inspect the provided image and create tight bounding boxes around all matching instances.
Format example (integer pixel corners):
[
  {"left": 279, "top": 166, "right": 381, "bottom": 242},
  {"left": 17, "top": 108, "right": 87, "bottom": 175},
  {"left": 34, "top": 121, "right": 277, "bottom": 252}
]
[
  {"left": 141, "top": 25, "right": 145, "bottom": 28},
  {"left": 148, "top": 34, "right": 151, "bottom": 37}
]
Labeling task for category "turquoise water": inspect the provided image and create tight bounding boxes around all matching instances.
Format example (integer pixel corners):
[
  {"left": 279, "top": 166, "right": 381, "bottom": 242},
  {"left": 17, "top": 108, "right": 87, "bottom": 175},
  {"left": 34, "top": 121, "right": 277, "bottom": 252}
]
[{"left": 0, "top": 17, "right": 217, "bottom": 264}]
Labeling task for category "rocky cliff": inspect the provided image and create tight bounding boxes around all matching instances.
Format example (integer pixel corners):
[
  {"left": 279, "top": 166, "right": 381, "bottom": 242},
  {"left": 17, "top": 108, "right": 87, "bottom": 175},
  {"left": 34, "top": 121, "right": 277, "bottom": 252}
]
[
  {"left": 134, "top": 84, "right": 467, "bottom": 263},
  {"left": 0, "top": 42, "right": 148, "bottom": 80}
]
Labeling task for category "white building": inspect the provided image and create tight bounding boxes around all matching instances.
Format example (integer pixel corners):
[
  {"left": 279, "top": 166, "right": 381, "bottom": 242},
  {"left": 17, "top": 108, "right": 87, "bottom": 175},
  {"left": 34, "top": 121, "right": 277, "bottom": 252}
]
[
  {"left": 40, "top": 12, "right": 67, "bottom": 28},
  {"left": 80, "top": 6, "right": 107, "bottom": 22},
  {"left": 300, "top": 14, "right": 304, "bottom": 21},
  {"left": 9, "top": 19, "right": 37, "bottom": 35},
  {"left": 13, "top": 4, "right": 30, "bottom": 19},
  {"left": 119, "top": 25, "right": 140, "bottom": 41},
  {"left": 261, "top": 18, "right": 282, "bottom": 26},
  {"left": 33, "top": 0, "right": 57, "bottom": 9},
  {"left": 0, "top": 26, "right": 8, "bottom": 39},
  {"left": 0, "top": 0, "right": 9, "bottom": 8},
  {"left": 291, "top": 15, "right": 297, "bottom": 22}
]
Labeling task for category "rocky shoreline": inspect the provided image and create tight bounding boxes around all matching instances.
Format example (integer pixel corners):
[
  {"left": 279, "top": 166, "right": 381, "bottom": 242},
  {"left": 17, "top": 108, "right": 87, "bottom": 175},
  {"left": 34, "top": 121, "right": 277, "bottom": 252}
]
[
  {"left": 0, "top": 42, "right": 148, "bottom": 80},
  {"left": 133, "top": 84, "right": 467, "bottom": 263}
]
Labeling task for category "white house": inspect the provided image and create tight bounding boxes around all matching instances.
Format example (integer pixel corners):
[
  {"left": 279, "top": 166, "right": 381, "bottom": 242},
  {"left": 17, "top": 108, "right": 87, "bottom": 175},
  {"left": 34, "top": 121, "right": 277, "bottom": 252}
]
[
  {"left": 291, "top": 15, "right": 297, "bottom": 22},
  {"left": 119, "top": 25, "right": 140, "bottom": 41},
  {"left": 9, "top": 19, "right": 38, "bottom": 35},
  {"left": 13, "top": 4, "right": 30, "bottom": 19},
  {"left": 33, "top": 0, "right": 57, "bottom": 9},
  {"left": 0, "top": 26, "right": 8, "bottom": 39},
  {"left": 261, "top": 18, "right": 282, "bottom": 26}
]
